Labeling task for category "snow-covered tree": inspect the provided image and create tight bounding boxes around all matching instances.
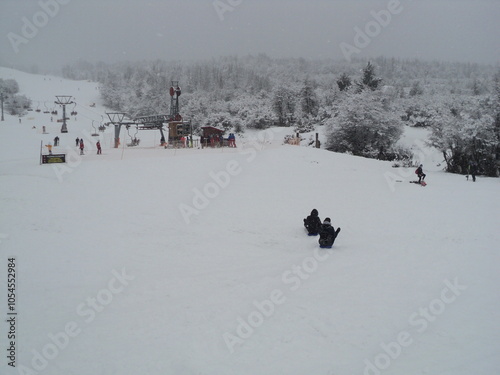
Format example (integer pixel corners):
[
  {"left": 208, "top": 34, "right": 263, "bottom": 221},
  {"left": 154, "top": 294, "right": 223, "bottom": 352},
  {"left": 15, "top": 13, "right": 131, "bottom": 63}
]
[
  {"left": 0, "top": 79, "right": 19, "bottom": 95},
  {"left": 409, "top": 80, "right": 424, "bottom": 96},
  {"left": 428, "top": 98, "right": 499, "bottom": 176},
  {"left": 299, "top": 79, "right": 319, "bottom": 117},
  {"left": 5, "top": 94, "right": 31, "bottom": 116},
  {"left": 272, "top": 85, "right": 296, "bottom": 126},
  {"left": 325, "top": 90, "right": 403, "bottom": 160}
]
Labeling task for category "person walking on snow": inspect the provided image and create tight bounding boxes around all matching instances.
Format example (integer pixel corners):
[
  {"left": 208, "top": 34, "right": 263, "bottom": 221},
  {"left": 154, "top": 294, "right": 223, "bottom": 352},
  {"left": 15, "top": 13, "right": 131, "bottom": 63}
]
[
  {"left": 75, "top": 137, "right": 80, "bottom": 147},
  {"left": 467, "top": 161, "right": 477, "bottom": 182},
  {"left": 415, "top": 164, "right": 426, "bottom": 183},
  {"left": 318, "top": 218, "right": 341, "bottom": 248},
  {"left": 79, "top": 139, "right": 84, "bottom": 155},
  {"left": 304, "top": 209, "right": 322, "bottom": 236},
  {"left": 96, "top": 140, "right": 102, "bottom": 155}
]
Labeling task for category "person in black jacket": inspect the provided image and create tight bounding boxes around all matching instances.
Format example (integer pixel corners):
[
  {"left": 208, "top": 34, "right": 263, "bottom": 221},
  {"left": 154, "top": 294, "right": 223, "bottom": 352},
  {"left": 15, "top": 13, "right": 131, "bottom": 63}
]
[
  {"left": 318, "top": 217, "right": 341, "bottom": 248},
  {"left": 303, "top": 209, "right": 322, "bottom": 236},
  {"left": 415, "top": 164, "right": 426, "bottom": 183}
]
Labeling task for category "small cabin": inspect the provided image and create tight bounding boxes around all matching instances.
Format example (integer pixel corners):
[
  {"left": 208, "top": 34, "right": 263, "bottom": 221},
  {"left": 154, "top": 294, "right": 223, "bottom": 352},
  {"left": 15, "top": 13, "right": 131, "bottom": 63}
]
[
  {"left": 201, "top": 126, "right": 224, "bottom": 138},
  {"left": 200, "top": 126, "right": 227, "bottom": 147}
]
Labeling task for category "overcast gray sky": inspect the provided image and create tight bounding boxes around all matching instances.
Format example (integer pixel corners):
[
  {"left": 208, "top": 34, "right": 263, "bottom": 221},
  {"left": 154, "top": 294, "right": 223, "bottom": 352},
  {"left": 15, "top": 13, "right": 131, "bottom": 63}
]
[{"left": 1, "top": 0, "right": 499, "bottom": 71}]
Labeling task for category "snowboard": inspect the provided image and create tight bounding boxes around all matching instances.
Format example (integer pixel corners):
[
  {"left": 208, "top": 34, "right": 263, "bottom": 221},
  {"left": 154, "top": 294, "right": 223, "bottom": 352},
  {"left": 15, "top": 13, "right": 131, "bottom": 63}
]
[{"left": 410, "top": 180, "right": 427, "bottom": 186}]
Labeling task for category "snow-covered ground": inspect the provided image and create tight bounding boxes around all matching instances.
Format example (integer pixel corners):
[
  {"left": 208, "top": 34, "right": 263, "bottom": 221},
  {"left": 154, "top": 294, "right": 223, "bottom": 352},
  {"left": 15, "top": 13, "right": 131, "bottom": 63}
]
[{"left": 1, "top": 67, "right": 499, "bottom": 375}]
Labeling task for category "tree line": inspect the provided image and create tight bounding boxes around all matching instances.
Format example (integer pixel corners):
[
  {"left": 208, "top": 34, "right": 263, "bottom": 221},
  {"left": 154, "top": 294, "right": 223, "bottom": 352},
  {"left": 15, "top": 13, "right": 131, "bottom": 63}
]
[{"left": 56, "top": 55, "right": 498, "bottom": 176}]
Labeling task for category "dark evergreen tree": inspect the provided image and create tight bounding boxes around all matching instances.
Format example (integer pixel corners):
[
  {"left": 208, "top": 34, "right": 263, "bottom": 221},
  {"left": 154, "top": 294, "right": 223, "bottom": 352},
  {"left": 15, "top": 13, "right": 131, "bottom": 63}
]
[
  {"left": 337, "top": 73, "right": 352, "bottom": 92},
  {"left": 300, "top": 79, "right": 318, "bottom": 117},
  {"left": 409, "top": 81, "right": 424, "bottom": 96},
  {"left": 272, "top": 85, "right": 296, "bottom": 126}
]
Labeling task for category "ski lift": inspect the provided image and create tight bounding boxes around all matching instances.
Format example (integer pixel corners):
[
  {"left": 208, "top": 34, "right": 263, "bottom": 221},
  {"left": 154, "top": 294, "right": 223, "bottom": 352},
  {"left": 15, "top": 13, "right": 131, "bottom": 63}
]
[
  {"left": 70, "top": 103, "right": 77, "bottom": 116},
  {"left": 98, "top": 119, "right": 106, "bottom": 132},
  {"left": 35, "top": 102, "right": 41, "bottom": 112},
  {"left": 43, "top": 101, "right": 50, "bottom": 114},
  {"left": 126, "top": 126, "right": 140, "bottom": 146},
  {"left": 98, "top": 115, "right": 106, "bottom": 132},
  {"left": 91, "top": 120, "right": 99, "bottom": 136}
]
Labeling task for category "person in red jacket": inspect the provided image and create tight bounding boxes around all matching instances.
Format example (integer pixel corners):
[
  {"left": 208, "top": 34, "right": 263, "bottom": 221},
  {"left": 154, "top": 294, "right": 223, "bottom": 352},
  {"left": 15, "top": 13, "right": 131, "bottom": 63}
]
[
  {"left": 96, "top": 140, "right": 102, "bottom": 155},
  {"left": 79, "top": 139, "right": 84, "bottom": 155}
]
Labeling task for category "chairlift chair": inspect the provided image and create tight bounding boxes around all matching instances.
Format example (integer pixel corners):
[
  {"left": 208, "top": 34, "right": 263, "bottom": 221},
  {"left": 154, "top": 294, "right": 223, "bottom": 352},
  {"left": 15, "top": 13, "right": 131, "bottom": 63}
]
[
  {"left": 91, "top": 120, "right": 99, "bottom": 136},
  {"left": 126, "top": 126, "right": 140, "bottom": 146}
]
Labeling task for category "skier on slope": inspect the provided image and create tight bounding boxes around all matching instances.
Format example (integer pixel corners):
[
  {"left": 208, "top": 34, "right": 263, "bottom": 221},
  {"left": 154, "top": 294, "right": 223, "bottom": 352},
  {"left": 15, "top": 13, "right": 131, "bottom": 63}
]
[
  {"left": 304, "top": 209, "right": 322, "bottom": 236},
  {"left": 318, "top": 218, "right": 341, "bottom": 248},
  {"left": 415, "top": 164, "right": 426, "bottom": 184}
]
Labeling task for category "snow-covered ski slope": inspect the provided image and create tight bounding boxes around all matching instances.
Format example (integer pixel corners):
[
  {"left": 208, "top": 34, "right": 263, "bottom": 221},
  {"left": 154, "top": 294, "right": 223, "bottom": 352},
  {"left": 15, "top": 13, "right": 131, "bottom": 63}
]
[{"left": 0, "top": 67, "right": 499, "bottom": 375}]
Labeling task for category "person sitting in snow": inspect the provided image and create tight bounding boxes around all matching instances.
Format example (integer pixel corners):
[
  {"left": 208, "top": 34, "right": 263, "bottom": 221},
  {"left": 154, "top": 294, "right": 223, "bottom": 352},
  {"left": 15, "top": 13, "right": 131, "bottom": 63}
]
[
  {"left": 415, "top": 164, "right": 426, "bottom": 183},
  {"left": 303, "top": 209, "right": 322, "bottom": 236},
  {"left": 318, "top": 218, "right": 341, "bottom": 248}
]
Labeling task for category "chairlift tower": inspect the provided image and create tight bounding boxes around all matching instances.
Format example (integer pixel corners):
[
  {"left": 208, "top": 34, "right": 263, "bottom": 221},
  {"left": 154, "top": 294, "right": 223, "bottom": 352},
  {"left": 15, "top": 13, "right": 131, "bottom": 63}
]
[
  {"left": 169, "top": 81, "right": 181, "bottom": 121},
  {"left": 54, "top": 95, "right": 74, "bottom": 133},
  {"left": 107, "top": 112, "right": 132, "bottom": 148}
]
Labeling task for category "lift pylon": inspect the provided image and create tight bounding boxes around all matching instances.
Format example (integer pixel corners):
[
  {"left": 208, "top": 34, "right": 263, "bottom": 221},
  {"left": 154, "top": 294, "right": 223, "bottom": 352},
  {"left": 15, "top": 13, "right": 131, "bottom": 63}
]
[{"left": 55, "top": 95, "right": 74, "bottom": 133}]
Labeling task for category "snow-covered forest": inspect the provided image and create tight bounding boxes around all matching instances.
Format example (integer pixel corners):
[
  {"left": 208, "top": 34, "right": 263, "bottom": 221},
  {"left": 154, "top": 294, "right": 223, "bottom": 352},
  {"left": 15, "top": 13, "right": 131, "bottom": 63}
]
[{"left": 58, "top": 56, "right": 499, "bottom": 176}]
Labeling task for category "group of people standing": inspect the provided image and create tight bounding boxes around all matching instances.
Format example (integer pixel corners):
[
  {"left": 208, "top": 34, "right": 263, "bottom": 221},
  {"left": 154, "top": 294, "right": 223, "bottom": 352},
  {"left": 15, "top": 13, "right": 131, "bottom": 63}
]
[
  {"left": 75, "top": 137, "right": 101, "bottom": 155},
  {"left": 200, "top": 134, "right": 237, "bottom": 148},
  {"left": 303, "top": 209, "right": 341, "bottom": 248}
]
